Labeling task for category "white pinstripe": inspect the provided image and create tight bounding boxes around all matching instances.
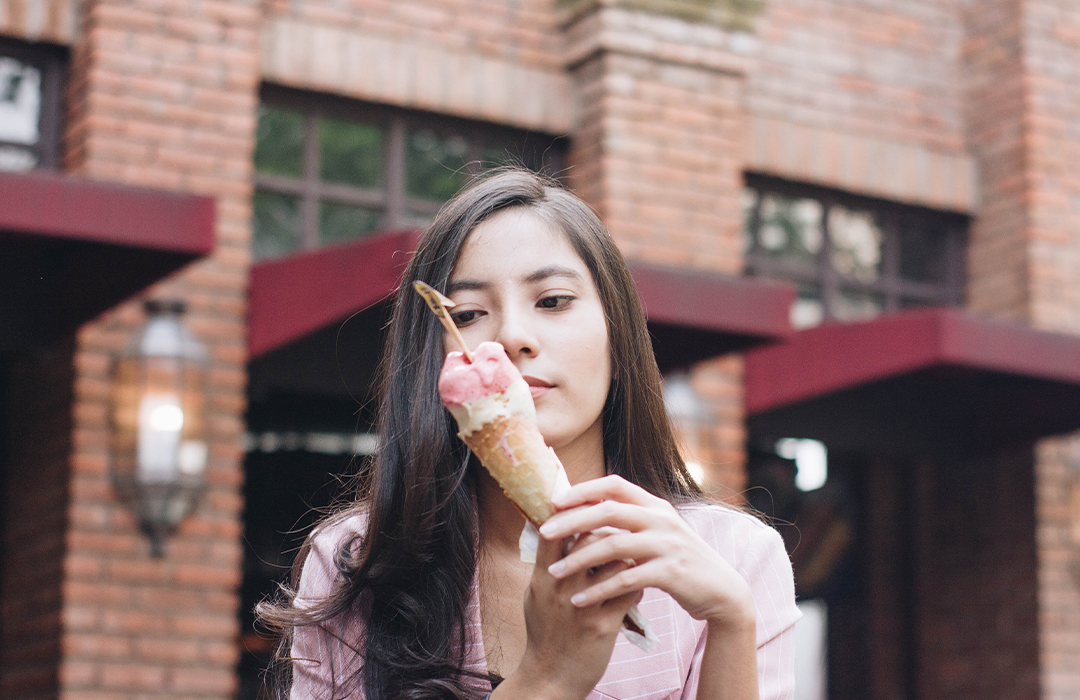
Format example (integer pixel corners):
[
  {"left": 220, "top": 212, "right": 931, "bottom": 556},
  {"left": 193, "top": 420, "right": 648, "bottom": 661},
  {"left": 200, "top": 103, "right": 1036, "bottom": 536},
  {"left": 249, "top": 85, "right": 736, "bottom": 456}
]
[{"left": 291, "top": 505, "right": 800, "bottom": 700}]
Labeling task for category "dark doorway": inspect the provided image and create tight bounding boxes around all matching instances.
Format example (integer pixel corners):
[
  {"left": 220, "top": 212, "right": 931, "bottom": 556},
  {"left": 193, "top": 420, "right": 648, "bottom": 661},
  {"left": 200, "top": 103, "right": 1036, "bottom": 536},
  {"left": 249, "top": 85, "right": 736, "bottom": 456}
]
[
  {"left": 747, "top": 440, "right": 1041, "bottom": 700},
  {"left": 237, "top": 306, "right": 385, "bottom": 699}
]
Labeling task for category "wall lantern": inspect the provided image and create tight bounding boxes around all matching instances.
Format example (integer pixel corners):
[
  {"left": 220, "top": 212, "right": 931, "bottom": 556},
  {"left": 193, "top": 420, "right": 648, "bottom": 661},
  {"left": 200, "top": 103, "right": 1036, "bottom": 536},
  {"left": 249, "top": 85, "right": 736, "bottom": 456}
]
[{"left": 111, "top": 299, "right": 210, "bottom": 556}]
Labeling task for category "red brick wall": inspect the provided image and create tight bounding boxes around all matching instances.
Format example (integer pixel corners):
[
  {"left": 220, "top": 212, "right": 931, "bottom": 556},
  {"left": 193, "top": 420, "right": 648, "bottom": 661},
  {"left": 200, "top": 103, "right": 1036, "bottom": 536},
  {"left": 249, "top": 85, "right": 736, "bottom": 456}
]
[
  {"left": 265, "top": 0, "right": 560, "bottom": 69},
  {"left": 0, "top": 341, "right": 75, "bottom": 700},
  {"left": 750, "top": 0, "right": 967, "bottom": 153},
  {"left": 570, "top": 50, "right": 747, "bottom": 273},
  {"left": 912, "top": 451, "right": 1040, "bottom": 700},
  {"left": 958, "top": 0, "right": 1080, "bottom": 696},
  {"left": 1022, "top": 5, "right": 1080, "bottom": 692},
  {"left": 865, "top": 458, "right": 908, "bottom": 700},
  {"left": 958, "top": 0, "right": 1031, "bottom": 321},
  {"left": 1022, "top": 0, "right": 1080, "bottom": 335},
  {"left": 862, "top": 452, "right": 1041, "bottom": 700},
  {"left": 55, "top": 0, "right": 260, "bottom": 697},
  {"left": 564, "top": 8, "right": 751, "bottom": 495},
  {"left": 1024, "top": 1, "right": 1080, "bottom": 694}
]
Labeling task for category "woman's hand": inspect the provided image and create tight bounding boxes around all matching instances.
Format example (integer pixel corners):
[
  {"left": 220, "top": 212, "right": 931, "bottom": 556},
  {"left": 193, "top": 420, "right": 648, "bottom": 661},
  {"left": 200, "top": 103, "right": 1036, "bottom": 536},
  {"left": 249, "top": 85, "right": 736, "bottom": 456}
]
[
  {"left": 494, "top": 530, "right": 642, "bottom": 700},
  {"left": 538, "top": 475, "right": 756, "bottom": 632}
]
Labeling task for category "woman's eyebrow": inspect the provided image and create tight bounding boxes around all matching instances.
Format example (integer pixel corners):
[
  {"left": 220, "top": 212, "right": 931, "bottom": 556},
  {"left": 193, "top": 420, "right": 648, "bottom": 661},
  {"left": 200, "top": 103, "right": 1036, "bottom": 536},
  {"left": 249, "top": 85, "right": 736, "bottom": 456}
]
[
  {"left": 447, "top": 266, "right": 582, "bottom": 294},
  {"left": 524, "top": 265, "right": 583, "bottom": 285},
  {"left": 446, "top": 279, "right": 487, "bottom": 294}
]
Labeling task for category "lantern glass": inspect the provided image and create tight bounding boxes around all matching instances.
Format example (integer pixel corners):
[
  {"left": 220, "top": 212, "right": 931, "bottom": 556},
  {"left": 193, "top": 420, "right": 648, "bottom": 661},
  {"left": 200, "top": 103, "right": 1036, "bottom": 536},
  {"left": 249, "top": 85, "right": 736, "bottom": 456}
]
[{"left": 111, "top": 300, "right": 209, "bottom": 555}]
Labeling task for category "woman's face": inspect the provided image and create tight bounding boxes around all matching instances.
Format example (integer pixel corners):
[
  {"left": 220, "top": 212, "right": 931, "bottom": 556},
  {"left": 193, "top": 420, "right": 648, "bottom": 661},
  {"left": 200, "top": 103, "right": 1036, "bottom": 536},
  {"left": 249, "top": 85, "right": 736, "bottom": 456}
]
[{"left": 445, "top": 207, "right": 612, "bottom": 457}]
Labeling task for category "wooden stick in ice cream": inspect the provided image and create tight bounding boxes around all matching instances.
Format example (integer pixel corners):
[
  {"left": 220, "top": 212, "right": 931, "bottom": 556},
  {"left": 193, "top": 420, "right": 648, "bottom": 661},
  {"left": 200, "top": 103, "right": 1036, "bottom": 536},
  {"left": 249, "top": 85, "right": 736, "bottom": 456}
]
[{"left": 413, "top": 280, "right": 474, "bottom": 363}]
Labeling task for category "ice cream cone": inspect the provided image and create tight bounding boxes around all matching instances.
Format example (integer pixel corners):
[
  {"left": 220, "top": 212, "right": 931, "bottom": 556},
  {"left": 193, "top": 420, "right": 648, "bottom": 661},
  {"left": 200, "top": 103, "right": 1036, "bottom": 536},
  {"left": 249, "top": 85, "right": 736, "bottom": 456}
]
[{"left": 460, "top": 413, "right": 559, "bottom": 526}]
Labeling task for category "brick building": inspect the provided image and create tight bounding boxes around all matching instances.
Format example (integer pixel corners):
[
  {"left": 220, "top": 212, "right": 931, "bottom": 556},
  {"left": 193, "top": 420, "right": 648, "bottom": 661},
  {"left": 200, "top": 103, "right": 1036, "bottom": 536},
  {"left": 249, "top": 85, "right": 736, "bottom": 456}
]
[{"left": 0, "top": 0, "right": 1078, "bottom": 699}]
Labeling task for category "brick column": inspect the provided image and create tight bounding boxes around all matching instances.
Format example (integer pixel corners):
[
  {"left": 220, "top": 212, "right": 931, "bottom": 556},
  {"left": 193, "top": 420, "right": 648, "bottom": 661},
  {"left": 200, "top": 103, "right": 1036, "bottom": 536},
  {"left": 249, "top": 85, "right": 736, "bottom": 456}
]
[
  {"left": 0, "top": 341, "right": 75, "bottom": 700},
  {"left": 58, "top": 1, "right": 259, "bottom": 698},
  {"left": 961, "top": 0, "right": 1080, "bottom": 697},
  {"left": 1020, "top": 2, "right": 1080, "bottom": 697},
  {"left": 562, "top": 5, "right": 754, "bottom": 496},
  {"left": 960, "top": 0, "right": 1031, "bottom": 322}
]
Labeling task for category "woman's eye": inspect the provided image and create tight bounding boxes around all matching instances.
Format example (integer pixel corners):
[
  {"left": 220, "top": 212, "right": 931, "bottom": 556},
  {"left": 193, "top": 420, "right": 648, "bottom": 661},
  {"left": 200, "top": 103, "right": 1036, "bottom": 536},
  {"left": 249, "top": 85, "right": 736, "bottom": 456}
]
[
  {"left": 538, "top": 295, "right": 574, "bottom": 310},
  {"left": 450, "top": 309, "right": 481, "bottom": 327}
]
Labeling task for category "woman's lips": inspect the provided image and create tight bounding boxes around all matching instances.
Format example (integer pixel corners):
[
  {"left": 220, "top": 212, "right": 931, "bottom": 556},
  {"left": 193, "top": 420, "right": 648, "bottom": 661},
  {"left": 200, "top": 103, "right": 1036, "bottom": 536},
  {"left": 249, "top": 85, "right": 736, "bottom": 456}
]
[{"left": 523, "top": 376, "right": 553, "bottom": 400}]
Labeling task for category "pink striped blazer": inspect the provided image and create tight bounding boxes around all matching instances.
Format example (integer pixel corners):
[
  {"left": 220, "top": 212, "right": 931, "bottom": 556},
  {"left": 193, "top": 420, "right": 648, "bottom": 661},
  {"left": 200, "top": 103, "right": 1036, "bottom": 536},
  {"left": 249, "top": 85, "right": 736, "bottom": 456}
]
[{"left": 291, "top": 503, "right": 801, "bottom": 700}]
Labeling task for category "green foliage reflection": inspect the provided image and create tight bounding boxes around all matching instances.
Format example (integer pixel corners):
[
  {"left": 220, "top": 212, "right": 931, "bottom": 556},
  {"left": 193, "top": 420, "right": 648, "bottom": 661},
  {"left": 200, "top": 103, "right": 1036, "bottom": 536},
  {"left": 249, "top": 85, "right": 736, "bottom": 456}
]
[
  {"left": 406, "top": 129, "right": 469, "bottom": 202},
  {"left": 253, "top": 190, "right": 302, "bottom": 260},
  {"left": 254, "top": 107, "right": 304, "bottom": 177},
  {"left": 319, "top": 119, "right": 384, "bottom": 188}
]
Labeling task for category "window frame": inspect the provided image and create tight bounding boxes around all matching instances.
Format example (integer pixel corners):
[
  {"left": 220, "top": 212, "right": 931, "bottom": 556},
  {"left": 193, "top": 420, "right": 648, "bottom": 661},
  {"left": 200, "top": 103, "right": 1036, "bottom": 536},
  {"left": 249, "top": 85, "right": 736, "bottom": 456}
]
[
  {"left": 0, "top": 36, "right": 65, "bottom": 171},
  {"left": 742, "top": 174, "right": 967, "bottom": 322},
  {"left": 254, "top": 83, "right": 567, "bottom": 254}
]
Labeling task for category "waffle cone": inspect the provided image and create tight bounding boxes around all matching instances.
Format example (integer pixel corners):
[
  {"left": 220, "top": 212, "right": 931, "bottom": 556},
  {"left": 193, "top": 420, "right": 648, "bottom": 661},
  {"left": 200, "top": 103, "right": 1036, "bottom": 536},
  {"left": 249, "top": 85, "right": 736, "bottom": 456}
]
[
  {"left": 461, "top": 414, "right": 558, "bottom": 526},
  {"left": 462, "top": 413, "right": 650, "bottom": 642}
]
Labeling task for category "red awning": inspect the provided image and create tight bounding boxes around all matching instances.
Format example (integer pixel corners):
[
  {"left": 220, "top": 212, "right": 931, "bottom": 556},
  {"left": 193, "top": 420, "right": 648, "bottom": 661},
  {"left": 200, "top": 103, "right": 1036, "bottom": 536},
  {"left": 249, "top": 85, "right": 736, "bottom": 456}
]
[
  {"left": 247, "top": 230, "right": 795, "bottom": 374},
  {"left": 630, "top": 263, "right": 794, "bottom": 371},
  {"left": 745, "top": 308, "right": 1080, "bottom": 456},
  {"left": 0, "top": 170, "right": 214, "bottom": 348},
  {"left": 247, "top": 230, "right": 421, "bottom": 359}
]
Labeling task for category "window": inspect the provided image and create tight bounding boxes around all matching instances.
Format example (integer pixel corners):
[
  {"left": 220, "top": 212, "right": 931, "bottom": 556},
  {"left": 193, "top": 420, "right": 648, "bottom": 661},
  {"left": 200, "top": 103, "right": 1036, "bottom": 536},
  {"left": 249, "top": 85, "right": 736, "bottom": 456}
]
[
  {"left": 0, "top": 37, "right": 64, "bottom": 172},
  {"left": 252, "top": 85, "right": 566, "bottom": 260},
  {"left": 742, "top": 176, "right": 966, "bottom": 328}
]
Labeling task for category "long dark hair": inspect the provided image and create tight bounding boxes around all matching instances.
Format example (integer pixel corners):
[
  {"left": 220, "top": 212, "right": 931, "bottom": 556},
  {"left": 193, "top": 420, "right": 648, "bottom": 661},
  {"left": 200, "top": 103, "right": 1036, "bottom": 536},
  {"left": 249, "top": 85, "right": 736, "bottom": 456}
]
[{"left": 259, "top": 167, "right": 702, "bottom": 699}]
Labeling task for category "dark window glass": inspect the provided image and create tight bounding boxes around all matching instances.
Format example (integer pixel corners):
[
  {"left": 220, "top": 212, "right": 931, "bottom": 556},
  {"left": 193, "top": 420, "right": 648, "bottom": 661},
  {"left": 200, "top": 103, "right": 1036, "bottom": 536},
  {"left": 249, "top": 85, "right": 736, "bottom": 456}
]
[
  {"left": 743, "top": 177, "right": 965, "bottom": 326},
  {"left": 319, "top": 118, "right": 383, "bottom": 188},
  {"left": 252, "top": 190, "right": 302, "bottom": 259},
  {"left": 0, "top": 40, "right": 63, "bottom": 172},
  {"left": 319, "top": 201, "right": 381, "bottom": 246},
  {"left": 833, "top": 288, "right": 885, "bottom": 322},
  {"left": 252, "top": 86, "right": 565, "bottom": 261},
  {"left": 898, "top": 220, "right": 948, "bottom": 284},
  {"left": 829, "top": 205, "right": 882, "bottom": 282},
  {"left": 402, "top": 208, "right": 437, "bottom": 230},
  {"left": 741, "top": 188, "right": 758, "bottom": 254},
  {"left": 406, "top": 129, "right": 470, "bottom": 202},
  {"left": 756, "top": 194, "right": 823, "bottom": 267},
  {"left": 900, "top": 295, "right": 934, "bottom": 310},
  {"left": 254, "top": 107, "right": 304, "bottom": 178},
  {"left": 790, "top": 285, "right": 825, "bottom": 330}
]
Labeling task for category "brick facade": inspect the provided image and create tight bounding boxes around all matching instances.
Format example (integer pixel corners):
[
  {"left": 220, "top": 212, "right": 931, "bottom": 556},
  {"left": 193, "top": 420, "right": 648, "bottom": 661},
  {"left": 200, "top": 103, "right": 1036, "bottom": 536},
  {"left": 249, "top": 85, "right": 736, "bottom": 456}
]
[
  {"left": 957, "top": 0, "right": 1080, "bottom": 697},
  {"left": 1, "top": 0, "right": 1078, "bottom": 697},
  {"left": 0, "top": 341, "right": 75, "bottom": 700},
  {"left": 1021, "top": 1, "right": 1080, "bottom": 696},
  {"left": 51, "top": 0, "right": 258, "bottom": 697},
  {"left": 563, "top": 6, "right": 752, "bottom": 495},
  {"left": 747, "top": 0, "right": 976, "bottom": 211}
]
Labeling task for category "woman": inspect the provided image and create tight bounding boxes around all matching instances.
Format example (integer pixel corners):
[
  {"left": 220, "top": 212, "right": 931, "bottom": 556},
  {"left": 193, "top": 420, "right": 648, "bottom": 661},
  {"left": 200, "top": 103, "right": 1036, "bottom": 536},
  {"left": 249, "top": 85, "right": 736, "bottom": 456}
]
[{"left": 261, "top": 168, "right": 800, "bottom": 700}]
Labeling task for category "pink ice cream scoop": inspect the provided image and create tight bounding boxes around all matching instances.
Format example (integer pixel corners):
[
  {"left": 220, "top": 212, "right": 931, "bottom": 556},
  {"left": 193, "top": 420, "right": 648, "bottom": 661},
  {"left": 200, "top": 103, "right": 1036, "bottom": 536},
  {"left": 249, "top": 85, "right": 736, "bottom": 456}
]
[
  {"left": 438, "top": 341, "right": 522, "bottom": 406},
  {"left": 434, "top": 339, "right": 655, "bottom": 647}
]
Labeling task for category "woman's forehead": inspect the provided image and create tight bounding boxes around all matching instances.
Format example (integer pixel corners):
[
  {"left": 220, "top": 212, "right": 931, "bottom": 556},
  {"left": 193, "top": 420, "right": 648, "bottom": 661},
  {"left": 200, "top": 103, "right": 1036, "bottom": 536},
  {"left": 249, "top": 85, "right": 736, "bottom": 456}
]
[{"left": 450, "top": 208, "right": 590, "bottom": 285}]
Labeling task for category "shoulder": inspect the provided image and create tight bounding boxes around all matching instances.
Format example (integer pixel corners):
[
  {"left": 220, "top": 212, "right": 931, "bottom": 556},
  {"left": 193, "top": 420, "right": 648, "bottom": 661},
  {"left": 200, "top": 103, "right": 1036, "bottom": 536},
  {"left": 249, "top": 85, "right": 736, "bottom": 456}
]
[
  {"left": 676, "top": 502, "right": 801, "bottom": 641},
  {"left": 295, "top": 509, "right": 369, "bottom": 605},
  {"left": 676, "top": 502, "right": 780, "bottom": 566}
]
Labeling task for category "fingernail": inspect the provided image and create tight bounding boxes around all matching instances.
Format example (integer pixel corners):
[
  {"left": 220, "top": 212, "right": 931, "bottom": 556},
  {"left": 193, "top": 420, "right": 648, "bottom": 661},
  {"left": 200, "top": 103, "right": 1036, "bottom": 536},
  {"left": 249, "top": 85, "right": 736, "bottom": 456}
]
[
  {"left": 551, "top": 493, "right": 568, "bottom": 506},
  {"left": 547, "top": 561, "right": 565, "bottom": 577},
  {"left": 539, "top": 522, "right": 557, "bottom": 537},
  {"left": 570, "top": 592, "right": 587, "bottom": 606}
]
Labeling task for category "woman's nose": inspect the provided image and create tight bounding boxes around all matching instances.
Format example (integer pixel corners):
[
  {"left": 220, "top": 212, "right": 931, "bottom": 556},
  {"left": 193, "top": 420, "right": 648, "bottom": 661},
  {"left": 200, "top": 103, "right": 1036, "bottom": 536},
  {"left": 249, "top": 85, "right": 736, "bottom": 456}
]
[{"left": 495, "top": 309, "right": 539, "bottom": 360}]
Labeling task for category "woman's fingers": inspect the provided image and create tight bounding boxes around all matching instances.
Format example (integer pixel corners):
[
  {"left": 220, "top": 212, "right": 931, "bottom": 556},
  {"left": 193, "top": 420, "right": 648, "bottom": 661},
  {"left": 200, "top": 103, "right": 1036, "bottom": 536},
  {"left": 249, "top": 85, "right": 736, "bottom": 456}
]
[
  {"left": 534, "top": 526, "right": 570, "bottom": 570},
  {"left": 552, "top": 474, "right": 666, "bottom": 511},
  {"left": 540, "top": 498, "right": 680, "bottom": 540},
  {"left": 599, "top": 584, "right": 644, "bottom": 616},
  {"left": 570, "top": 559, "right": 670, "bottom": 608},
  {"left": 548, "top": 531, "right": 663, "bottom": 580}
]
